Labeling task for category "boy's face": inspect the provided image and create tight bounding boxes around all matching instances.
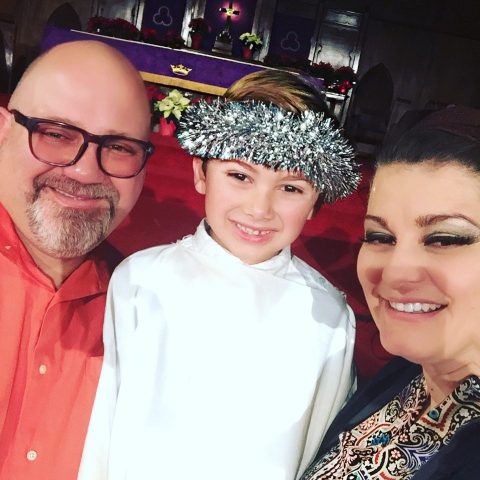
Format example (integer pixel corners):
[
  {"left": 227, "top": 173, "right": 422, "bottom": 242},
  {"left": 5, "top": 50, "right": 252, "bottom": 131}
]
[{"left": 193, "top": 157, "right": 319, "bottom": 264}]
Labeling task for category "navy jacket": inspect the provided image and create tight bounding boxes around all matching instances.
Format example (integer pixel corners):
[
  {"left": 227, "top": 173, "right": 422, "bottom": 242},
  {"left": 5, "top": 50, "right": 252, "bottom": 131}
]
[{"left": 304, "top": 358, "right": 480, "bottom": 479}]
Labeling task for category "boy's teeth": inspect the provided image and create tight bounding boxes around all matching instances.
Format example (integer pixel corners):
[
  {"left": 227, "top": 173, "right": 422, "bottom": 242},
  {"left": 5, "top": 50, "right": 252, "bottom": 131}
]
[
  {"left": 389, "top": 301, "right": 443, "bottom": 313},
  {"left": 237, "top": 224, "right": 270, "bottom": 236}
]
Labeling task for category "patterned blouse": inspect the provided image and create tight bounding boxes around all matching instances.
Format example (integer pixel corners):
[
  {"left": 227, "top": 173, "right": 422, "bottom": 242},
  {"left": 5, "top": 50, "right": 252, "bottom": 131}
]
[{"left": 302, "top": 374, "right": 480, "bottom": 480}]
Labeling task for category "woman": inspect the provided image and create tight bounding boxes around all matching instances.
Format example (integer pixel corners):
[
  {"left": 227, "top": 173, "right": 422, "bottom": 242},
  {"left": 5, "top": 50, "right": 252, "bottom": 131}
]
[{"left": 300, "top": 106, "right": 480, "bottom": 479}]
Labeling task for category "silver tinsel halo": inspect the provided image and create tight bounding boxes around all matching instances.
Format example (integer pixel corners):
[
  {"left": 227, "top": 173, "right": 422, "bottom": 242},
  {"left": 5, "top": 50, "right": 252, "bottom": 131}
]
[{"left": 176, "top": 99, "right": 360, "bottom": 203}]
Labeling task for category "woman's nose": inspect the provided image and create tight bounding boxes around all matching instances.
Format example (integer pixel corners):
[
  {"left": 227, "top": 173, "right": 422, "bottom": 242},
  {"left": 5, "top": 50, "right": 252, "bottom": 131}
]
[{"left": 380, "top": 244, "right": 428, "bottom": 288}]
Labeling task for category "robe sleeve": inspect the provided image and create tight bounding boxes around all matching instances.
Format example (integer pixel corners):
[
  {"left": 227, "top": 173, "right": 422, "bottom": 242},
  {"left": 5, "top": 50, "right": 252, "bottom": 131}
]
[
  {"left": 296, "top": 302, "right": 356, "bottom": 478},
  {"left": 78, "top": 259, "right": 139, "bottom": 479}
]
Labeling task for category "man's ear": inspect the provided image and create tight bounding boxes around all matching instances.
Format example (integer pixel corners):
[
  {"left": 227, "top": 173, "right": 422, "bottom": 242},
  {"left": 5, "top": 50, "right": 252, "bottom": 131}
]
[
  {"left": 0, "top": 107, "right": 12, "bottom": 143},
  {"left": 192, "top": 157, "right": 206, "bottom": 195}
]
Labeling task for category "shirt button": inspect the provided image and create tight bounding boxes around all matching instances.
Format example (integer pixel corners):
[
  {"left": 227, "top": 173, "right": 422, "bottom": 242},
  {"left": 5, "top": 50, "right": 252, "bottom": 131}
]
[
  {"left": 26, "top": 450, "right": 38, "bottom": 461},
  {"left": 38, "top": 364, "right": 47, "bottom": 375}
]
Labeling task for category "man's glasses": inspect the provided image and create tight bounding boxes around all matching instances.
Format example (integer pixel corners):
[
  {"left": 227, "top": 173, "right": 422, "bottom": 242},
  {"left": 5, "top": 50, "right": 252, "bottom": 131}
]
[{"left": 10, "top": 109, "right": 155, "bottom": 178}]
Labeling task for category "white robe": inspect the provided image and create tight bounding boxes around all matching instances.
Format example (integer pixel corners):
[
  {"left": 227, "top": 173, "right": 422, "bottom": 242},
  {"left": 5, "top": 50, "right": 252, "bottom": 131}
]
[{"left": 79, "top": 221, "right": 355, "bottom": 480}]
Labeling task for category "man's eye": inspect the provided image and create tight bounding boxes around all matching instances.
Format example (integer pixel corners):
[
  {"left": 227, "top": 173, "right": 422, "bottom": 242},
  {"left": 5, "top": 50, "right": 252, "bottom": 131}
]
[
  {"left": 228, "top": 172, "right": 248, "bottom": 181},
  {"left": 105, "top": 143, "right": 135, "bottom": 155},
  {"left": 424, "top": 234, "right": 476, "bottom": 247},
  {"left": 283, "top": 184, "right": 303, "bottom": 194},
  {"left": 37, "top": 128, "right": 73, "bottom": 142},
  {"left": 362, "top": 231, "right": 395, "bottom": 245}
]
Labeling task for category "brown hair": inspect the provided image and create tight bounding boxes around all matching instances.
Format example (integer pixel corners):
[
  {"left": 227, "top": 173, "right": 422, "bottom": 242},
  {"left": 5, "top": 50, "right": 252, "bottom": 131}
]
[{"left": 224, "top": 70, "right": 335, "bottom": 121}]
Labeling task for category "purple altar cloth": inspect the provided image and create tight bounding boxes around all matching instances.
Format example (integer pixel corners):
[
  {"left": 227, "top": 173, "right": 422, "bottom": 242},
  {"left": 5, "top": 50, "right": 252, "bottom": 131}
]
[{"left": 41, "top": 26, "right": 268, "bottom": 92}]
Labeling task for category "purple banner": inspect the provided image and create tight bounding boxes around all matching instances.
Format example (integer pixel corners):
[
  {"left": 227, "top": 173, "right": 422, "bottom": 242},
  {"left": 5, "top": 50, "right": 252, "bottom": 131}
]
[
  {"left": 269, "top": 12, "right": 314, "bottom": 59},
  {"left": 141, "top": 0, "right": 187, "bottom": 35}
]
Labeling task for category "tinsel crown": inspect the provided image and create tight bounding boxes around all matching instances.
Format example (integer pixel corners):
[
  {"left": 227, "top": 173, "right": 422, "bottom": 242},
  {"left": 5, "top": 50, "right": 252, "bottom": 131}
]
[{"left": 176, "top": 99, "right": 360, "bottom": 203}]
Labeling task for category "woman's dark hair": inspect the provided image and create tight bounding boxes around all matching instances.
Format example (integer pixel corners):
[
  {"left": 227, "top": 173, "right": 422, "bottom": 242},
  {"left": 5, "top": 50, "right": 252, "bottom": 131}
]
[
  {"left": 377, "top": 129, "right": 480, "bottom": 173},
  {"left": 377, "top": 106, "right": 480, "bottom": 173}
]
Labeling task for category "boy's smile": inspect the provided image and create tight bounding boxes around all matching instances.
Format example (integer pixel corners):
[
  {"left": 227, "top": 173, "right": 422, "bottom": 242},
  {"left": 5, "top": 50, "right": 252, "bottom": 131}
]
[{"left": 193, "top": 158, "right": 319, "bottom": 264}]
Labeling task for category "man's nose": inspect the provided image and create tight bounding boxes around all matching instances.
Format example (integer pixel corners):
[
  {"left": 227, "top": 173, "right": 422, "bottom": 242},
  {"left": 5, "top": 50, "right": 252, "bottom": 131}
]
[{"left": 59, "top": 143, "right": 107, "bottom": 183}]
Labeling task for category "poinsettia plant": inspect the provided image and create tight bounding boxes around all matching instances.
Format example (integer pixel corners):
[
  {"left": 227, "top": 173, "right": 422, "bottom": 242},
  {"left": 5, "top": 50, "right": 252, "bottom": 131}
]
[
  {"left": 329, "top": 66, "right": 357, "bottom": 94},
  {"left": 309, "top": 61, "right": 335, "bottom": 85},
  {"left": 153, "top": 89, "right": 191, "bottom": 123},
  {"left": 86, "top": 16, "right": 140, "bottom": 40},
  {"left": 239, "top": 32, "right": 263, "bottom": 50}
]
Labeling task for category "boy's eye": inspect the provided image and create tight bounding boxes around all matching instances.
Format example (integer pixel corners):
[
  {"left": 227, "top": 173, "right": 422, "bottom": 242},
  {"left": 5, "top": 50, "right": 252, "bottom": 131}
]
[
  {"left": 423, "top": 233, "right": 476, "bottom": 247},
  {"left": 227, "top": 172, "right": 248, "bottom": 182},
  {"left": 283, "top": 184, "right": 303, "bottom": 194},
  {"left": 362, "top": 231, "right": 395, "bottom": 245}
]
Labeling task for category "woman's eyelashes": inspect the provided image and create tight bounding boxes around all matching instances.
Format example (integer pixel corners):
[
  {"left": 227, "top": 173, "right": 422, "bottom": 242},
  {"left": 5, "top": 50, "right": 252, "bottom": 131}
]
[
  {"left": 423, "top": 232, "right": 479, "bottom": 247},
  {"left": 362, "top": 230, "right": 479, "bottom": 248},
  {"left": 362, "top": 231, "right": 395, "bottom": 245}
]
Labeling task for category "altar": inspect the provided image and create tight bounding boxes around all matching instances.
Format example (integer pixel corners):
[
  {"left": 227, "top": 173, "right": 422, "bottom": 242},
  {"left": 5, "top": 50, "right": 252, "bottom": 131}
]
[
  {"left": 42, "top": 26, "right": 272, "bottom": 97},
  {"left": 41, "top": 27, "right": 353, "bottom": 122}
]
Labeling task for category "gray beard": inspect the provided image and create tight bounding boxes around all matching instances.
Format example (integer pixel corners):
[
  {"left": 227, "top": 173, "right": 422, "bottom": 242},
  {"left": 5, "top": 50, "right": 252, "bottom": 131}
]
[{"left": 26, "top": 175, "right": 119, "bottom": 258}]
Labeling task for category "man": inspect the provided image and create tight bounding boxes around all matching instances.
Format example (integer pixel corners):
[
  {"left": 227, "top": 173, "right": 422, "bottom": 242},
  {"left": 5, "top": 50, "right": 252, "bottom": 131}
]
[{"left": 0, "top": 40, "right": 153, "bottom": 479}]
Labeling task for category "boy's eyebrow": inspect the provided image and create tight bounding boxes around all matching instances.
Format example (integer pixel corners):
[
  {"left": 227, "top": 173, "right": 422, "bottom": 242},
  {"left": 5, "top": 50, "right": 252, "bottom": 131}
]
[
  {"left": 223, "top": 160, "right": 310, "bottom": 182},
  {"left": 224, "top": 159, "right": 255, "bottom": 171},
  {"left": 281, "top": 172, "right": 310, "bottom": 182}
]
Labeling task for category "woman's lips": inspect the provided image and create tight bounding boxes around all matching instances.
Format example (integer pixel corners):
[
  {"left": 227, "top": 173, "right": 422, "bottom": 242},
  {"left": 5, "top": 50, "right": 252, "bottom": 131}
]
[{"left": 387, "top": 300, "right": 446, "bottom": 313}]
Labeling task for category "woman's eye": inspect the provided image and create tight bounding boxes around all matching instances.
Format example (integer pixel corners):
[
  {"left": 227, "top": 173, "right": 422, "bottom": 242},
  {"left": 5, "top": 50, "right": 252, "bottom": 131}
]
[
  {"left": 227, "top": 172, "right": 248, "bottom": 182},
  {"left": 283, "top": 184, "right": 303, "bottom": 194},
  {"left": 362, "top": 231, "right": 395, "bottom": 245},
  {"left": 424, "top": 234, "right": 476, "bottom": 247}
]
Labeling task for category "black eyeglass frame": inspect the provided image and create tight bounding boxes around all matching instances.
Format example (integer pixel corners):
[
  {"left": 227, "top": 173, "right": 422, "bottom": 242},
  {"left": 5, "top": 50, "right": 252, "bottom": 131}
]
[{"left": 10, "top": 109, "right": 155, "bottom": 179}]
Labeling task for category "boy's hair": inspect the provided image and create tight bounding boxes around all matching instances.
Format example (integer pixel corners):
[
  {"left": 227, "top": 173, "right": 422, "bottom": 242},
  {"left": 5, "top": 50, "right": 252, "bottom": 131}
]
[
  {"left": 225, "top": 70, "right": 336, "bottom": 123},
  {"left": 221, "top": 70, "right": 340, "bottom": 211}
]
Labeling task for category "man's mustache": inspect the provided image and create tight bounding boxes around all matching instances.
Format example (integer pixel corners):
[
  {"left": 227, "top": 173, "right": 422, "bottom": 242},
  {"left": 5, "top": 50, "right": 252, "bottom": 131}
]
[{"left": 32, "top": 174, "right": 120, "bottom": 207}]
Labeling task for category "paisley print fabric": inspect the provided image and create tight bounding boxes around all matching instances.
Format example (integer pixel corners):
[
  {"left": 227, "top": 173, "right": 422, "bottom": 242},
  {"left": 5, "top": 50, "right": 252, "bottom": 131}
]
[{"left": 303, "top": 375, "right": 480, "bottom": 480}]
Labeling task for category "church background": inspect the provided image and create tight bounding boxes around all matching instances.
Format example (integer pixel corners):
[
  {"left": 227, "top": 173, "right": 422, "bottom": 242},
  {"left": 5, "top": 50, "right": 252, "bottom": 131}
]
[
  {"left": 1, "top": 0, "right": 480, "bottom": 136},
  {"left": 1, "top": 0, "right": 480, "bottom": 380}
]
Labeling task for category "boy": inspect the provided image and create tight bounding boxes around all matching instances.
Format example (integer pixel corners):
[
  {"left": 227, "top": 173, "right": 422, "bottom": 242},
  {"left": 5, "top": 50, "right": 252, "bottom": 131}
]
[{"left": 80, "top": 71, "right": 359, "bottom": 480}]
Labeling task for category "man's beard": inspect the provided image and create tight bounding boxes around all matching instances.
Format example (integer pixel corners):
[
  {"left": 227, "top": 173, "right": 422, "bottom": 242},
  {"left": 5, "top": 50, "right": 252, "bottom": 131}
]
[{"left": 26, "top": 174, "right": 120, "bottom": 258}]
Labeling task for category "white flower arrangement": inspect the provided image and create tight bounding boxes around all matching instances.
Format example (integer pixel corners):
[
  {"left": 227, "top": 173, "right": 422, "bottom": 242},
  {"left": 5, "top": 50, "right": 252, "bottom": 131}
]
[
  {"left": 239, "top": 32, "right": 263, "bottom": 50},
  {"left": 154, "top": 89, "right": 191, "bottom": 122}
]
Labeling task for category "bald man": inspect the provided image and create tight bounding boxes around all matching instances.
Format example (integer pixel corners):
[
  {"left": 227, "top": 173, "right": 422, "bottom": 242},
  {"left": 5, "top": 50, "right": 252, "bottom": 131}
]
[{"left": 0, "top": 41, "right": 153, "bottom": 478}]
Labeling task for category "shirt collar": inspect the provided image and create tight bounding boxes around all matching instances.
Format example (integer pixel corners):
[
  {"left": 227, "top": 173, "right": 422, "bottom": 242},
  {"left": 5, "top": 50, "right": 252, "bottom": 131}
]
[
  {"left": 0, "top": 202, "right": 115, "bottom": 297},
  {"left": 191, "top": 219, "right": 293, "bottom": 277}
]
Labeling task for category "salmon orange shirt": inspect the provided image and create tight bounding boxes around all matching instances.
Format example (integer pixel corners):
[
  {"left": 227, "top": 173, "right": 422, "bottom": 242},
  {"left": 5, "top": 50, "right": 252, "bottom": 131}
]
[{"left": 0, "top": 204, "right": 116, "bottom": 479}]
